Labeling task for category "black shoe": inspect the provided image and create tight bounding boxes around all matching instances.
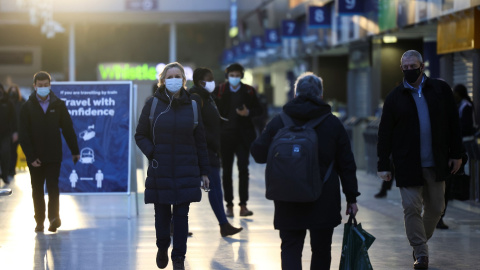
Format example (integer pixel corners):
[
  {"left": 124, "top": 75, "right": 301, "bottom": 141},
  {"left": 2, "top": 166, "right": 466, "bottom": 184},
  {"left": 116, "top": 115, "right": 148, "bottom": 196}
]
[
  {"left": 436, "top": 219, "right": 449, "bottom": 229},
  {"left": 35, "top": 224, "right": 44, "bottom": 232},
  {"left": 374, "top": 190, "right": 387, "bottom": 198},
  {"left": 156, "top": 249, "right": 168, "bottom": 269},
  {"left": 172, "top": 257, "right": 185, "bottom": 270},
  {"left": 220, "top": 222, "right": 243, "bottom": 237},
  {"left": 239, "top": 206, "right": 253, "bottom": 217},
  {"left": 225, "top": 206, "right": 234, "bottom": 217},
  {"left": 48, "top": 218, "right": 61, "bottom": 232},
  {"left": 414, "top": 256, "right": 429, "bottom": 269}
]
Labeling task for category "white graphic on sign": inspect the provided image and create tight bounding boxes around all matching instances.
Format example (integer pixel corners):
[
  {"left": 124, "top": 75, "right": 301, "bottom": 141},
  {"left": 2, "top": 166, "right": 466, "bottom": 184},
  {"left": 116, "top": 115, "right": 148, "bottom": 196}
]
[
  {"left": 79, "top": 124, "right": 95, "bottom": 141},
  {"left": 79, "top": 147, "right": 95, "bottom": 164},
  {"left": 70, "top": 170, "right": 79, "bottom": 188},
  {"left": 96, "top": 170, "right": 104, "bottom": 188}
]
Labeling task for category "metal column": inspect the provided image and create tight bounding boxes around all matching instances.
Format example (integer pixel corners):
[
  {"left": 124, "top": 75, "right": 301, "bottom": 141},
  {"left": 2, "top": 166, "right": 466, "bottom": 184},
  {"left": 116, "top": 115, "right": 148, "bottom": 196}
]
[
  {"left": 69, "top": 24, "right": 76, "bottom": 81},
  {"left": 169, "top": 23, "right": 177, "bottom": 63}
]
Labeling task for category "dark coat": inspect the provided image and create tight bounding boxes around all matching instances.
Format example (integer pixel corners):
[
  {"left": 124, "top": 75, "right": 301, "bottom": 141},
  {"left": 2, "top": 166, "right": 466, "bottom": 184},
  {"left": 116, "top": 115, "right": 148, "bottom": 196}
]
[
  {"left": 377, "top": 76, "right": 463, "bottom": 187},
  {"left": 135, "top": 86, "right": 209, "bottom": 205},
  {"left": 251, "top": 95, "right": 359, "bottom": 230},
  {"left": 19, "top": 92, "right": 79, "bottom": 164},
  {"left": 213, "top": 82, "right": 263, "bottom": 146},
  {"left": 458, "top": 99, "right": 475, "bottom": 137},
  {"left": 189, "top": 85, "right": 222, "bottom": 168},
  {"left": 0, "top": 98, "right": 16, "bottom": 139}
]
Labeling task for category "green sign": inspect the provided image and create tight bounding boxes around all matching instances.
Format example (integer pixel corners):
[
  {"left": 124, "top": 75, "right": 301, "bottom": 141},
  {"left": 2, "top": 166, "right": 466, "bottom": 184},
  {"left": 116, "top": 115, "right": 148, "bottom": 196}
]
[
  {"left": 98, "top": 63, "right": 158, "bottom": 81},
  {"left": 378, "top": 0, "right": 397, "bottom": 32}
]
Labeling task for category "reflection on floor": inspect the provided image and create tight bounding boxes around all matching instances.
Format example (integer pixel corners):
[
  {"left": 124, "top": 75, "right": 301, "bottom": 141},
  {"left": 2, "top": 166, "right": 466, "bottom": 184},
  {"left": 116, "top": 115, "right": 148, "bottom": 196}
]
[{"left": 1, "top": 161, "right": 480, "bottom": 269}]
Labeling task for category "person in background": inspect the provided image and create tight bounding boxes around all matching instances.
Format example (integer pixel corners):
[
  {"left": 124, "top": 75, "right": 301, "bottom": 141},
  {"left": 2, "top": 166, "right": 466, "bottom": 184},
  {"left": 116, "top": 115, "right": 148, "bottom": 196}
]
[
  {"left": 0, "top": 83, "right": 17, "bottom": 185},
  {"left": 437, "top": 83, "right": 476, "bottom": 230},
  {"left": 377, "top": 50, "right": 462, "bottom": 269},
  {"left": 189, "top": 67, "right": 243, "bottom": 237},
  {"left": 7, "top": 84, "right": 25, "bottom": 177},
  {"left": 135, "top": 62, "right": 210, "bottom": 270},
  {"left": 19, "top": 71, "right": 80, "bottom": 233},
  {"left": 251, "top": 72, "right": 360, "bottom": 270},
  {"left": 213, "top": 63, "right": 263, "bottom": 217}
]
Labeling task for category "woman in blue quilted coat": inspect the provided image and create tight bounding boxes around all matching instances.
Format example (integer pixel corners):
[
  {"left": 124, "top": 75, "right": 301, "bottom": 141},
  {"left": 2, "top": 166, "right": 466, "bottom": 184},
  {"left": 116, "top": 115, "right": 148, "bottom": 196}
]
[{"left": 135, "top": 62, "right": 210, "bottom": 270}]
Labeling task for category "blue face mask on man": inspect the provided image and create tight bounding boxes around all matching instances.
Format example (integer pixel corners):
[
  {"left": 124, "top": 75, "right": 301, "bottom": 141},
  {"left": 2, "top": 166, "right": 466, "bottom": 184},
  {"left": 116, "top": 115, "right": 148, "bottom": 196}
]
[
  {"left": 36, "top": 87, "right": 50, "bottom": 97},
  {"left": 228, "top": 77, "right": 241, "bottom": 87}
]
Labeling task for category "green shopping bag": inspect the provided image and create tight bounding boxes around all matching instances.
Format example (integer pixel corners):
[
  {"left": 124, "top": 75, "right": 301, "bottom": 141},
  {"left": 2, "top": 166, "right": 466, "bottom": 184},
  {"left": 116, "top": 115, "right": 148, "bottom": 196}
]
[{"left": 339, "top": 214, "right": 375, "bottom": 270}]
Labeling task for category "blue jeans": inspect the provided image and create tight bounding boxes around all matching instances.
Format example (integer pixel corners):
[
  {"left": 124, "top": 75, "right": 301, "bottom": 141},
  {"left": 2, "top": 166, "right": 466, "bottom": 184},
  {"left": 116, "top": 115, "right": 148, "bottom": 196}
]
[
  {"left": 279, "top": 228, "right": 334, "bottom": 270},
  {"left": 208, "top": 167, "right": 228, "bottom": 225},
  {"left": 154, "top": 203, "right": 190, "bottom": 259}
]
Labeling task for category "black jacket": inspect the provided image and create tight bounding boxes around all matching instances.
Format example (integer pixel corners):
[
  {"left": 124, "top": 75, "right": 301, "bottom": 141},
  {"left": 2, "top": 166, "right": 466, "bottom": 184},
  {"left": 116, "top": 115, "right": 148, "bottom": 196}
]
[
  {"left": 377, "top": 76, "right": 463, "bottom": 187},
  {"left": 19, "top": 92, "right": 79, "bottom": 164},
  {"left": 189, "top": 85, "right": 222, "bottom": 168},
  {"left": 135, "top": 86, "right": 209, "bottom": 205},
  {"left": 0, "top": 98, "right": 16, "bottom": 139},
  {"left": 458, "top": 99, "right": 475, "bottom": 137},
  {"left": 213, "top": 82, "right": 263, "bottom": 146},
  {"left": 251, "top": 95, "right": 359, "bottom": 230}
]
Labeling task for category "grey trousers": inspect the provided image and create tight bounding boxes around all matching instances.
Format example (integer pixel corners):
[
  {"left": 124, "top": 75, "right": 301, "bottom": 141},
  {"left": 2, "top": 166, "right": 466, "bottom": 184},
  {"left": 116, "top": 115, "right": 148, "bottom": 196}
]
[{"left": 399, "top": 168, "right": 445, "bottom": 258}]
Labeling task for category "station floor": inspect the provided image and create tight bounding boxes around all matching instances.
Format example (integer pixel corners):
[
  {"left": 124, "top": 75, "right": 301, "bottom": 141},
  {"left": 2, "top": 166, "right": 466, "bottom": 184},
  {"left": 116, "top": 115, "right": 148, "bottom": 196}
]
[{"left": 1, "top": 160, "right": 480, "bottom": 270}]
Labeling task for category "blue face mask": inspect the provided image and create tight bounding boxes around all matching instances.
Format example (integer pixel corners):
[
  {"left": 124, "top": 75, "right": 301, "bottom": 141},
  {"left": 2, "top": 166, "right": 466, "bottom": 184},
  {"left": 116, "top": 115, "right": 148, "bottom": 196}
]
[
  {"left": 165, "top": 78, "right": 183, "bottom": 93},
  {"left": 228, "top": 77, "right": 241, "bottom": 86},
  {"left": 36, "top": 87, "right": 50, "bottom": 97}
]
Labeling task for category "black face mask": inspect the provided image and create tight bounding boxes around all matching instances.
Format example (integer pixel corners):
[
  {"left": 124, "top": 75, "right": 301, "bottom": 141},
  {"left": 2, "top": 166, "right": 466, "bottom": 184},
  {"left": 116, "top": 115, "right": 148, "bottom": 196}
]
[
  {"left": 403, "top": 68, "right": 422, "bottom": 84},
  {"left": 9, "top": 91, "right": 19, "bottom": 100}
]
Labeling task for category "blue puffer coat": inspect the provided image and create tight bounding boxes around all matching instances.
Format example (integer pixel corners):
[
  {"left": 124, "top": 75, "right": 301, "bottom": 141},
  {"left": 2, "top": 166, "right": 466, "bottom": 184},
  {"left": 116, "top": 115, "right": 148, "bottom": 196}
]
[{"left": 135, "top": 86, "right": 209, "bottom": 205}]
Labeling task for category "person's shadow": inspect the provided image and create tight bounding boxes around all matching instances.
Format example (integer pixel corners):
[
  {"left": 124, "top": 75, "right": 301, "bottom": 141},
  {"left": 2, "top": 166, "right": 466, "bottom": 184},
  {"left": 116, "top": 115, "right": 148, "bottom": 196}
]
[
  {"left": 33, "top": 233, "right": 65, "bottom": 270},
  {"left": 209, "top": 219, "right": 254, "bottom": 269}
]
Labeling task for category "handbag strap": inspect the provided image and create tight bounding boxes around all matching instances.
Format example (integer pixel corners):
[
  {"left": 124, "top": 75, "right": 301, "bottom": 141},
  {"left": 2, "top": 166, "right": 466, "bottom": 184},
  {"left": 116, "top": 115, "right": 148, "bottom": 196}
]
[{"left": 347, "top": 213, "right": 358, "bottom": 227}]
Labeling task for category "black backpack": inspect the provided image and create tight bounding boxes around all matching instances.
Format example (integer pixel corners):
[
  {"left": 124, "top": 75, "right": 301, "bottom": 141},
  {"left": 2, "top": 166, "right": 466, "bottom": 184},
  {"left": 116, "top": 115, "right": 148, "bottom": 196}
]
[{"left": 265, "top": 112, "right": 333, "bottom": 202}]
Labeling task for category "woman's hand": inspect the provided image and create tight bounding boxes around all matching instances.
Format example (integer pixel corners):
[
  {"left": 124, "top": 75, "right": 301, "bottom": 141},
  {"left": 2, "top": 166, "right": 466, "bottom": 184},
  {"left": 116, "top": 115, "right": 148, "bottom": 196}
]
[{"left": 201, "top": 175, "right": 210, "bottom": 192}]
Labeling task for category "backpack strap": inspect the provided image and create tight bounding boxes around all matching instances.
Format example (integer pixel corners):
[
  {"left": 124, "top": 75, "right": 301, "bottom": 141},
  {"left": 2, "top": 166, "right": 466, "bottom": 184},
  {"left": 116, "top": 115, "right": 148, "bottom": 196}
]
[
  {"left": 192, "top": 99, "right": 198, "bottom": 129},
  {"left": 279, "top": 111, "right": 296, "bottom": 127},
  {"left": 305, "top": 113, "right": 332, "bottom": 129},
  {"left": 324, "top": 161, "right": 334, "bottom": 183},
  {"left": 217, "top": 83, "right": 226, "bottom": 99},
  {"left": 149, "top": 96, "right": 158, "bottom": 132}
]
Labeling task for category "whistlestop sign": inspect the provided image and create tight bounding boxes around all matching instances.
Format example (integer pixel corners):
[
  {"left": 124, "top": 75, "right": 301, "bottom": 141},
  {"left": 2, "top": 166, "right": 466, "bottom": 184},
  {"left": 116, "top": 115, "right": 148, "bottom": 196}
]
[{"left": 51, "top": 82, "right": 133, "bottom": 194}]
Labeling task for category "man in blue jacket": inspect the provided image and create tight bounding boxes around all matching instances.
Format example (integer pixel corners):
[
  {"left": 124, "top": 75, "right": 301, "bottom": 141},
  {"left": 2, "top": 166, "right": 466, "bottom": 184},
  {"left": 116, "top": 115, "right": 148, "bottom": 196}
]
[
  {"left": 377, "top": 50, "right": 463, "bottom": 269},
  {"left": 19, "top": 71, "right": 79, "bottom": 233}
]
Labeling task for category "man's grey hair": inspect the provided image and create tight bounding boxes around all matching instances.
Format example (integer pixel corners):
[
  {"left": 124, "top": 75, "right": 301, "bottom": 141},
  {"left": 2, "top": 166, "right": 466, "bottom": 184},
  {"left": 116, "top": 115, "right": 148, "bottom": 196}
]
[
  {"left": 294, "top": 72, "right": 323, "bottom": 97},
  {"left": 401, "top": 50, "right": 423, "bottom": 64}
]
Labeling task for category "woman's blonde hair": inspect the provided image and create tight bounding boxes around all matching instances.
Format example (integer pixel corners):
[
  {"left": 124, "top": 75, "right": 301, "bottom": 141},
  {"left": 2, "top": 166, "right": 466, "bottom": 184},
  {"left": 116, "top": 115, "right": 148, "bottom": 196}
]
[{"left": 157, "top": 62, "right": 186, "bottom": 88}]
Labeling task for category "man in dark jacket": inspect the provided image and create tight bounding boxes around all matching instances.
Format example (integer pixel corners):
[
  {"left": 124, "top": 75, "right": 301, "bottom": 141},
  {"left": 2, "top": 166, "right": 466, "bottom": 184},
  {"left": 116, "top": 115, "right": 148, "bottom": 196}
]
[
  {"left": 19, "top": 71, "right": 80, "bottom": 233},
  {"left": 213, "top": 63, "right": 263, "bottom": 217},
  {"left": 251, "top": 72, "right": 359, "bottom": 270},
  {"left": 0, "top": 83, "right": 17, "bottom": 184},
  {"left": 377, "top": 50, "right": 463, "bottom": 269}
]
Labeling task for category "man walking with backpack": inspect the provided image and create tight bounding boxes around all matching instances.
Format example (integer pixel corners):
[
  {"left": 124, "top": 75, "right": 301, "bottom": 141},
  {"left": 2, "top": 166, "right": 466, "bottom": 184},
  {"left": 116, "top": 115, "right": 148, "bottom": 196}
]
[{"left": 251, "top": 72, "right": 360, "bottom": 270}]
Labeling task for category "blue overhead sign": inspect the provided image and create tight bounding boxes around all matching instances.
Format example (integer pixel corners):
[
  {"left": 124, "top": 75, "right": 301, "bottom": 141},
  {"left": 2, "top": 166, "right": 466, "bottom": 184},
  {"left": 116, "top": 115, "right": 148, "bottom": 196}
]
[
  {"left": 222, "top": 49, "right": 235, "bottom": 64},
  {"left": 51, "top": 82, "right": 133, "bottom": 194},
  {"left": 264, "top": 29, "right": 281, "bottom": 47},
  {"left": 337, "top": 0, "right": 365, "bottom": 15},
  {"left": 281, "top": 20, "right": 302, "bottom": 38},
  {"left": 308, "top": 5, "right": 332, "bottom": 29},
  {"left": 251, "top": 36, "right": 264, "bottom": 51},
  {"left": 241, "top": 42, "right": 253, "bottom": 56}
]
